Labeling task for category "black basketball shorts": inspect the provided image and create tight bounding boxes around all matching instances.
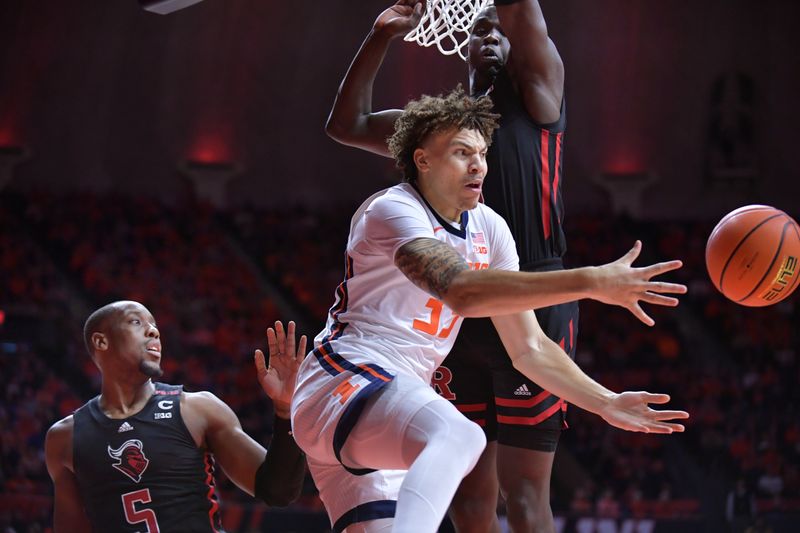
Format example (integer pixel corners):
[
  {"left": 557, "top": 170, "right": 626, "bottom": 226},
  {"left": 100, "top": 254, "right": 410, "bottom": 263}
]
[{"left": 433, "top": 299, "right": 579, "bottom": 452}]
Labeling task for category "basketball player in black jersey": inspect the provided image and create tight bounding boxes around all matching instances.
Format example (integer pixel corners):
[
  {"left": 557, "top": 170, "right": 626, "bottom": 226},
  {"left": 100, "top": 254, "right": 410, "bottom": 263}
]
[
  {"left": 45, "top": 300, "right": 307, "bottom": 532},
  {"left": 325, "top": 1, "right": 664, "bottom": 531}
]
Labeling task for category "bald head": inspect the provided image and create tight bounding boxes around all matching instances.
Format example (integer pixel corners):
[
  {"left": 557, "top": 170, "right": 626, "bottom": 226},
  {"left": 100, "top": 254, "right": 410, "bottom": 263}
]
[{"left": 83, "top": 300, "right": 151, "bottom": 356}]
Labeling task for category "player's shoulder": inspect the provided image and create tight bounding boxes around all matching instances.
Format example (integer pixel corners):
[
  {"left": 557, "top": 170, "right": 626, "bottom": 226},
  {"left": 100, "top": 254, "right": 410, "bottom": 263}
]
[
  {"left": 182, "top": 389, "right": 234, "bottom": 418},
  {"left": 357, "top": 183, "right": 426, "bottom": 225},
  {"left": 182, "top": 389, "right": 222, "bottom": 408},
  {"left": 45, "top": 414, "right": 75, "bottom": 452},
  {"left": 181, "top": 390, "right": 239, "bottom": 437},
  {"left": 47, "top": 413, "right": 75, "bottom": 435},
  {"left": 45, "top": 414, "right": 76, "bottom": 472},
  {"left": 493, "top": 67, "right": 566, "bottom": 132},
  {"left": 351, "top": 187, "right": 391, "bottom": 226},
  {"left": 367, "top": 183, "right": 422, "bottom": 211}
]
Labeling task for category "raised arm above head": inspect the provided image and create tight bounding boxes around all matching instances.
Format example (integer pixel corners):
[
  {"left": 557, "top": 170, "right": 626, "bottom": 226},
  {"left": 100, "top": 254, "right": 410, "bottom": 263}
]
[
  {"left": 326, "top": 0, "right": 425, "bottom": 157},
  {"left": 487, "top": 0, "right": 565, "bottom": 123}
]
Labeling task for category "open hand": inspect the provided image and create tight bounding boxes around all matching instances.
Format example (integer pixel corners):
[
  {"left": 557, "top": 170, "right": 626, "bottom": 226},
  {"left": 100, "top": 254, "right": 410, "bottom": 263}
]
[
  {"left": 599, "top": 391, "right": 689, "bottom": 434},
  {"left": 255, "top": 321, "right": 307, "bottom": 419},
  {"left": 374, "top": 0, "right": 425, "bottom": 38},
  {"left": 592, "top": 240, "right": 687, "bottom": 326}
]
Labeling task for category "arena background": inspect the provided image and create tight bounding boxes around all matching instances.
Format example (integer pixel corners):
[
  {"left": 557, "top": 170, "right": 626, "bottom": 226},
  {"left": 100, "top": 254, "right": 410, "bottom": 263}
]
[{"left": 1, "top": 0, "right": 798, "bottom": 531}]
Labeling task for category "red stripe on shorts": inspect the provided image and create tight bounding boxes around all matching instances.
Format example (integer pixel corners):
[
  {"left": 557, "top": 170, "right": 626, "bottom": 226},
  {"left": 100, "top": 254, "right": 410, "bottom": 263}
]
[
  {"left": 497, "top": 400, "right": 564, "bottom": 426},
  {"left": 456, "top": 403, "right": 487, "bottom": 413}
]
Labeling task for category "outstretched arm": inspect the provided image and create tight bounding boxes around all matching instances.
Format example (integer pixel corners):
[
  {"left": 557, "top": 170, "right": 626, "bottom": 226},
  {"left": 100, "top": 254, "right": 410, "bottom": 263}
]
[
  {"left": 395, "top": 238, "right": 686, "bottom": 326},
  {"left": 495, "top": 0, "right": 564, "bottom": 124},
  {"left": 492, "top": 311, "right": 689, "bottom": 433},
  {"left": 325, "top": 0, "right": 424, "bottom": 156}
]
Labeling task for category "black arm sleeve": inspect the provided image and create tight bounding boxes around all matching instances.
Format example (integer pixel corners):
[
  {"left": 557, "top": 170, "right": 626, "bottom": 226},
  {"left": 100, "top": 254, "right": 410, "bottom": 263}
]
[{"left": 253, "top": 416, "right": 306, "bottom": 507}]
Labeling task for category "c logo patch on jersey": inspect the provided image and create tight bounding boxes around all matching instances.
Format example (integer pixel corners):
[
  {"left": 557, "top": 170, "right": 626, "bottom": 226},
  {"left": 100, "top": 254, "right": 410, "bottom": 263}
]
[
  {"left": 108, "top": 439, "right": 150, "bottom": 483},
  {"left": 157, "top": 400, "right": 173, "bottom": 410},
  {"left": 155, "top": 400, "right": 174, "bottom": 419}
]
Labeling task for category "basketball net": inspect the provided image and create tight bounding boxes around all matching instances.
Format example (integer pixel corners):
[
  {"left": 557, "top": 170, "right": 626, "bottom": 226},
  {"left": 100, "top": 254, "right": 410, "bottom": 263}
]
[{"left": 404, "top": 0, "right": 493, "bottom": 60}]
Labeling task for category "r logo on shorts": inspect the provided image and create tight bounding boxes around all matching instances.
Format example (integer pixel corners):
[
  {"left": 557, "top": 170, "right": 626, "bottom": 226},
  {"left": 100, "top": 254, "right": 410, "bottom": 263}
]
[{"left": 432, "top": 366, "right": 456, "bottom": 400}]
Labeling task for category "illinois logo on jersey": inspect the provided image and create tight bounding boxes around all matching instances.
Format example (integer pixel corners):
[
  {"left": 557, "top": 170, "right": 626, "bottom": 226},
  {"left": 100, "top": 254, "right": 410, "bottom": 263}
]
[{"left": 108, "top": 439, "right": 149, "bottom": 483}]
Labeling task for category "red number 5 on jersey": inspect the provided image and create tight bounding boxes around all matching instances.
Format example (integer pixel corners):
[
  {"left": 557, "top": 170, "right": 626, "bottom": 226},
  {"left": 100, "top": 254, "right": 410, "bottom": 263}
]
[{"left": 122, "top": 488, "right": 160, "bottom": 532}]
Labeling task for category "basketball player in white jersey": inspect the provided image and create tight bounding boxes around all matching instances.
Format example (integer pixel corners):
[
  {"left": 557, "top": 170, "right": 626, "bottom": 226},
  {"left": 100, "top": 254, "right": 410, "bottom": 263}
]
[{"left": 291, "top": 89, "right": 689, "bottom": 533}]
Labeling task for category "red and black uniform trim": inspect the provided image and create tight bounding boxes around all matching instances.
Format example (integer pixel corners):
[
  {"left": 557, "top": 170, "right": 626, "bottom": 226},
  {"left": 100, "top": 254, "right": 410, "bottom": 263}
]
[
  {"left": 445, "top": 70, "right": 578, "bottom": 448},
  {"left": 482, "top": 68, "right": 567, "bottom": 267}
]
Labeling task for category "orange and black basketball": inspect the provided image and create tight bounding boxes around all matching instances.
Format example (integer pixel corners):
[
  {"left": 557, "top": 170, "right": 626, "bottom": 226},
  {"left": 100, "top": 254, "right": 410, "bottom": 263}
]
[{"left": 706, "top": 205, "right": 800, "bottom": 306}]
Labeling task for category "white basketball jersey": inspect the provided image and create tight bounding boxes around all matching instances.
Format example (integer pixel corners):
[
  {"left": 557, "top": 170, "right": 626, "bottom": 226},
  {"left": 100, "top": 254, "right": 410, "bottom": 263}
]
[{"left": 309, "top": 183, "right": 518, "bottom": 383}]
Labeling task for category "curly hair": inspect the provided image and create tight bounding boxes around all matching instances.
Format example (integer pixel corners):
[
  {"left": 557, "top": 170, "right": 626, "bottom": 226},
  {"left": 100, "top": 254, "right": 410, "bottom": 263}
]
[{"left": 388, "top": 86, "right": 499, "bottom": 183}]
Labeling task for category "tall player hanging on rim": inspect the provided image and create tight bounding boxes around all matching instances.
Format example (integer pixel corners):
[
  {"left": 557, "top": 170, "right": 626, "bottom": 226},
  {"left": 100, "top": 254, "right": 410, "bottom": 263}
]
[{"left": 326, "top": 1, "right": 623, "bottom": 531}]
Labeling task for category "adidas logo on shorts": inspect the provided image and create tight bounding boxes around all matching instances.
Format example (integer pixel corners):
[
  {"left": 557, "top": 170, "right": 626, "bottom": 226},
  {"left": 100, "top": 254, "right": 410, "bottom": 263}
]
[
  {"left": 514, "top": 384, "right": 532, "bottom": 396},
  {"left": 118, "top": 421, "right": 134, "bottom": 433}
]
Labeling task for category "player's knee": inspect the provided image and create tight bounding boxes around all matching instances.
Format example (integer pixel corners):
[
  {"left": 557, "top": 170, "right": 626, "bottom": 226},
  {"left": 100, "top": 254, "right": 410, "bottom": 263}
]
[
  {"left": 504, "top": 486, "right": 553, "bottom": 532},
  {"left": 450, "top": 417, "right": 486, "bottom": 465},
  {"left": 506, "top": 486, "right": 548, "bottom": 511},
  {"left": 406, "top": 402, "right": 485, "bottom": 467},
  {"left": 428, "top": 413, "right": 485, "bottom": 472}
]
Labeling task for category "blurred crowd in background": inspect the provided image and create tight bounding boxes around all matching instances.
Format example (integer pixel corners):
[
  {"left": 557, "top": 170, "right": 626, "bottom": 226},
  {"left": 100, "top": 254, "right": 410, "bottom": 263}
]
[{"left": 1, "top": 192, "right": 798, "bottom": 532}]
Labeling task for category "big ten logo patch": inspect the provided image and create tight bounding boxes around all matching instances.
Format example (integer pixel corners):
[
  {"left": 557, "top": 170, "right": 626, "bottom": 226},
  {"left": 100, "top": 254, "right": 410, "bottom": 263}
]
[{"left": 431, "top": 366, "right": 456, "bottom": 400}]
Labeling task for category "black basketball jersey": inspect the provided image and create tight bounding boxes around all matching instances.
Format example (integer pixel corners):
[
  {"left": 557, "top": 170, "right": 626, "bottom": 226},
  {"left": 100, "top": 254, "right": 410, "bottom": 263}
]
[
  {"left": 481, "top": 68, "right": 567, "bottom": 268},
  {"left": 72, "top": 382, "right": 224, "bottom": 533}
]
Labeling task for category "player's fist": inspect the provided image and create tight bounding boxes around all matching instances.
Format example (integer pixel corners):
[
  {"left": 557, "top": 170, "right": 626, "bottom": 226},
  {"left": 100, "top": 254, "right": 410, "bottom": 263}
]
[{"left": 374, "top": 0, "right": 425, "bottom": 37}]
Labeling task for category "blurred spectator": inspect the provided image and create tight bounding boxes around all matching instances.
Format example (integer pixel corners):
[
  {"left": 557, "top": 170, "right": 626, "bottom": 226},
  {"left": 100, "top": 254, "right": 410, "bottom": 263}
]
[
  {"left": 3, "top": 194, "right": 799, "bottom": 528},
  {"left": 726, "top": 479, "right": 757, "bottom": 532}
]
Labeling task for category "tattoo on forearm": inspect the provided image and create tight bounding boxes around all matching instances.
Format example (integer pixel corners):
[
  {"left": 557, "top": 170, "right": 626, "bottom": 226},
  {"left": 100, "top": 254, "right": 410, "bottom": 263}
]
[{"left": 395, "top": 238, "right": 469, "bottom": 299}]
